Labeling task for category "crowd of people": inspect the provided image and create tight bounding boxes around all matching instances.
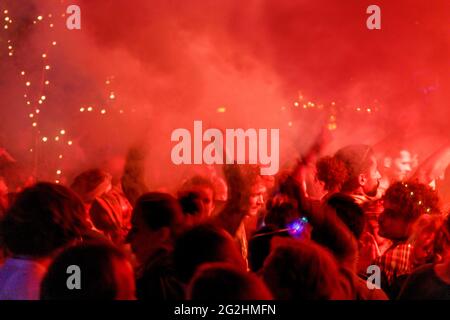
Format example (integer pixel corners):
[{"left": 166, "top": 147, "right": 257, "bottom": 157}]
[{"left": 0, "top": 140, "right": 449, "bottom": 300}]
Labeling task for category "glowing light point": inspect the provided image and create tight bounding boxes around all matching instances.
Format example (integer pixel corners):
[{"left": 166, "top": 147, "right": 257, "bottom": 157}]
[
  {"left": 45, "top": 80, "right": 50, "bottom": 85},
  {"left": 45, "top": 65, "right": 50, "bottom": 70},
  {"left": 60, "top": 129, "right": 66, "bottom": 135},
  {"left": 294, "top": 102, "right": 299, "bottom": 107},
  {"left": 29, "top": 113, "right": 34, "bottom": 118},
  {"left": 37, "top": 15, "right": 43, "bottom": 21},
  {"left": 4, "top": 10, "right": 8, "bottom": 14},
  {"left": 87, "top": 107, "right": 93, "bottom": 112},
  {"left": 42, "top": 137, "right": 48, "bottom": 142},
  {"left": 4, "top": 25, "right": 8, "bottom": 29},
  {"left": 35, "top": 109, "right": 40, "bottom": 114},
  {"left": 49, "top": 23, "right": 54, "bottom": 28},
  {"left": 42, "top": 53, "right": 47, "bottom": 58},
  {"left": 56, "top": 170, "right": 61, "bottom": 175},
  {"left": 38, "top": 100, "right": 43, "bottom": 104},
  {"left": 109, "top": 93, "right": 115, "bottom": 100},
  {"left": 26, "top": 101, "right": 31, "bottom": 105},
  {"left": 331, "top": 101, "right": 336, "bottom": 106},
  {"left": 58, "top": 154, "right": 63, "bottom": 159},
  {"left": 367, "top": 108, "right": 372, "bottom": 113},
  {"left": 79, "top": 107, "right": 85, "bottom": 112},
  {"left": 5, "top": 17, "right": 9, "bottom": 22},
  {"left": 52, "top": 41, "right": 57, "bottom": 46},
  {"left": 217, "top": 107, "right": 226, "bottom": 113},
  {"left": 288, "top": 121, "right": 293, "bottom": 127},
  {"left": 26, "top": 81, "right": 31, "bottom": 86},
  {"left": 67, "top": 141, "right": 73, "bottom": 146},
  {"left": 32, "top": 122, "right": 37, "bottom": 127},
  {"left": 101, "top": 109, "right": 106, "bottom": 114},
  {"left": 55, "top": 180, "right": 60, "bottom": 184},
  {"left": 41, "top": 95, "right": 46, "bottom": 100},
  {"left": 328, "top": 123, "right": 337, "bottom": 131},
  {"left": 21, "top": 71, "right": 25, "bottom": 76},
  {"left": 54, "top": 136, "right": 59, "bottom": 141}
]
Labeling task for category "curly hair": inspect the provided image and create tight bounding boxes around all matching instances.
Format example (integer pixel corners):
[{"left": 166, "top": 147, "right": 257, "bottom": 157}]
[
  {"left": 0, "top": 182, "right": 90, "bottom": 257},
  {"left": 384, "top": 181, "right": 441, "bottom": 222},
  {"left": 316, "top": 156, "right": 349, "bottom": 192}
]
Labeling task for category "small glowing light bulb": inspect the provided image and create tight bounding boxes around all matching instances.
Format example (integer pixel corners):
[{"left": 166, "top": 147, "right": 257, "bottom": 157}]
[
  {"left": 60, "top": 129, "right": 66, "bottom": 135},
  {"left": 42, "top": 137, "right": 48, "bottom": 142}
]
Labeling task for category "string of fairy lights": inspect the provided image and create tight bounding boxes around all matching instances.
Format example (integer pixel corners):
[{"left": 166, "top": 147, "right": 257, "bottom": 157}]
[
  {"left": 281, "top": 91, "right": 380, "bottom": 131},
  {"left": 215, "top": 91, "right": 380, "bottom": 132},
  {"left": 3, "top": 5, "right": 126, "bottom": 184},
  {"left": 402, "top": 182, "right": 433, "bottom": 214},
  {"left": 3, "top": 3, "right": 381, "bottom": 184}
]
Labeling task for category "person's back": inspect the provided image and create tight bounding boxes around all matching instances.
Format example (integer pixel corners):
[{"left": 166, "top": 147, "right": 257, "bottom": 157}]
[
  {"left": 187, "top": 262, "right": 272, "bottom": 300},
  {"left": 126, "top": 192, "right": 185, "bottom": 300},
  {"left": 261, "top": 238, "right": 350, "bottom": 300},
  {"left": 0, "top": 257, "right": 49, "bottom": 300},
  {"left": 0, "top": 182, "right": 90, "bottom": 299},
  {"left": 376, "top": 182, "right": 441, "bottom": 298},
  {"left": 398, "top": 264, "right": 450, "bottom": 300},
  {"left": 398, "top": 216, "right": 450, "bottom": 300},
  {"left": 40, "top": 241, "right": 135, "bottom": 300}
]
